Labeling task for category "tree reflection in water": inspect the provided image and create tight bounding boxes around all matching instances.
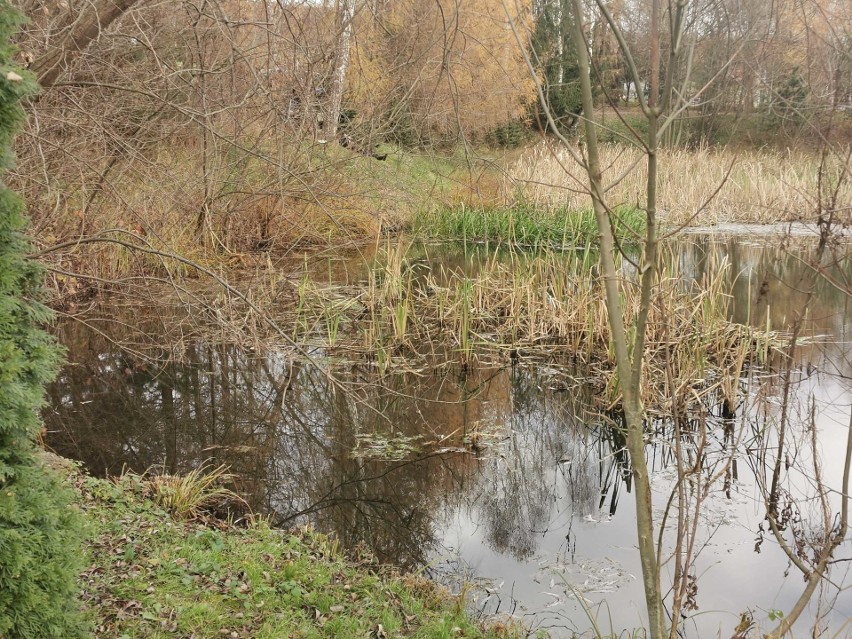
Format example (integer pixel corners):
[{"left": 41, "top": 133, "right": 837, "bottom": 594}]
[
  {"left": 44, "top": 234, "right": 852, "bottom": 634},
  {"left": 46, "top": 315, "right": 639, "bottom": 569}
]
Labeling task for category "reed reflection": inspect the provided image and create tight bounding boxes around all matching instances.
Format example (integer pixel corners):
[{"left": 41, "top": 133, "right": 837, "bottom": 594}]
[{"left": 47, "top": 318, "right": 636, "bottom": 568}]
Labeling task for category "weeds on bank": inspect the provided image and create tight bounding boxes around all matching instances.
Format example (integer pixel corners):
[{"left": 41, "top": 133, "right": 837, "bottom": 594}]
[
  {"left": 33, "top": 139, "right": 509, "bottom": 287},
  {"left": 414, "top": 204, "right": 646, "bottom": 248},
  {"left": 76, "top": 470, "right": 526, "bottom": 639}
]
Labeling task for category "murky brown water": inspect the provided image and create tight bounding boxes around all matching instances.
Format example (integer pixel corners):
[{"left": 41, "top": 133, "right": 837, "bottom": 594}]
[{"left": 44, "top": 234, "right": 852, "bottom": 637}]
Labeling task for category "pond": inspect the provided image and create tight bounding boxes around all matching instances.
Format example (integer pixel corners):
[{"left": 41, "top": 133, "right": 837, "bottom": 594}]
[{"left": 44, "top": 232, "right": 852, "bottom": 637}]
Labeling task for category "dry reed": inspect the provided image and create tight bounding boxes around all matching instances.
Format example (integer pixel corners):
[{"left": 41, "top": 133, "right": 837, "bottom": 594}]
[
  {"left": 507, "top": 142, "right": 851, "bottom": 227},
  {"left": 293, "top": 244, "right": 777, "bottom": 415}
]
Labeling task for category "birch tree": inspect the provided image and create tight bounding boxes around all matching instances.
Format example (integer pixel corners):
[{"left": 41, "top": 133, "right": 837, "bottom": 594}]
[{"left": 325, "top": 0, "right": 355, "bottom": 142}]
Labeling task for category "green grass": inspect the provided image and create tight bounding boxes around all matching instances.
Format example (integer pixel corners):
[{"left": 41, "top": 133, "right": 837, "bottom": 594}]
[
  {"left": 414, "top": 204, "right": 646, "bottom": 248},
  {"left": 73, "top": 469, "right": 525, "bottom": 639}
]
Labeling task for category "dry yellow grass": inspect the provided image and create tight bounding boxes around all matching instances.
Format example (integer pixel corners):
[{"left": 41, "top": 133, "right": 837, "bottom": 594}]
[
  {"left": 147, "top": 463, "right": 243, "bottom": 520},
  {"left": 507, "top": 142, "right": 851, "bottom": 226},
  {"left": 294, "top": 245, "right": 773, "bottom": 416}
]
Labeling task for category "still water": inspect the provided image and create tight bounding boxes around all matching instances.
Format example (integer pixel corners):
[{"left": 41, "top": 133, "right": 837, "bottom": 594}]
[{"left": 45, "top": 233, "right": 852, "bottom": 637}]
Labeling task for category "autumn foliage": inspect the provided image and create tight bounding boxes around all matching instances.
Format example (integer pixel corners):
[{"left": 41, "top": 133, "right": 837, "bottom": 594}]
[
  {"left": 5, "top": 0, "right": 851, "bottom": 275},
  {"left": 349, "top": 0, "right": 535, "bottom": 144}
]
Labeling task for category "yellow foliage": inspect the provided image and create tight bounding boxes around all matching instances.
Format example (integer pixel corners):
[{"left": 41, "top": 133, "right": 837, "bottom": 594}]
[{"left": 349, "top": 0, "right": 535, "bottom": 140}]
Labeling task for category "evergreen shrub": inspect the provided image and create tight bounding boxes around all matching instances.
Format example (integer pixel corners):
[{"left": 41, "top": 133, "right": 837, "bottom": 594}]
[{"left": 0, "top": 3, "right": 86, "bottom": 637}]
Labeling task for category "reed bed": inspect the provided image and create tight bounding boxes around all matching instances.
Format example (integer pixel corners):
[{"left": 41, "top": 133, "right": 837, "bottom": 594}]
[
  {"left": 508, "top": 142, "right": 851, "bottom": 227},
  {"left": 414, "top": 203, "right": 646, "bottom": 247},
  {"left": 292, "top": 243, "right": 776, "bottom": 416}
]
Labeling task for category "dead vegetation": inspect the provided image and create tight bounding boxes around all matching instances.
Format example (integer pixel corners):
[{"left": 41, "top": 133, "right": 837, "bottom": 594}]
[
  {"left": 290, "top": 242, "right": 777, "bottom": 417},
  {"left": 508, "top": 142, "right": 852, "bottom": 227},
  {"left": 13, "top": 0, "right": 533, "bottom": 286}
]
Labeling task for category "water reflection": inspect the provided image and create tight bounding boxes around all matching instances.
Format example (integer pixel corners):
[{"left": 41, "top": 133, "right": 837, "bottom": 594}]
[
  {"left": 45, "top": 233, "right": 852, "bottom": 635},
  {"left": 46, "top": 320, "right": 619, "bottom": 569},
  {"left": 678, "top": 236, "right": 852, "bottom": 366}
]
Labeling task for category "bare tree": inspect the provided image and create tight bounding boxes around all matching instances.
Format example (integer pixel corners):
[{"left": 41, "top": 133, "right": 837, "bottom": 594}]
[
  {"left": 25, "top": 0, "right": 142, "bottom": 88},
  {"left": 561, "top": 2, "right": 684, "bottom": 635},
  {"left": 325, "top": 0, "right": 356, "bottom": 142},
  {"left": 504, "top": 0, "right": 850, "bottom": 636}
]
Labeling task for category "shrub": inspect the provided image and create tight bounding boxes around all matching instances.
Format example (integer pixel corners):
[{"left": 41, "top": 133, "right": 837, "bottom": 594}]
[
  {"left": 0, "top": 3, "right": 86, "bottom": 637},
  {"left": 486, "top": 119, "right": 531, "bottom": 148}
]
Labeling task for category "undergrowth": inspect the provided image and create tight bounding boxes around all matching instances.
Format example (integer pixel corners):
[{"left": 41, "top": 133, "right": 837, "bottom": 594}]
[{"left": 31, "top": 142, "right": 509, "bottom": 288}]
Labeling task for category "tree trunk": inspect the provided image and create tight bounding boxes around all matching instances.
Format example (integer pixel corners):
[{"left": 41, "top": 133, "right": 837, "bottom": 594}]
[
  {"left": 29, "top": 0, "right": 141, "bottom": 88},
  {"left": 326, "top": 0, "right": 355, "bottom": 142},
  {"left": 570, "top": 1, "right": 666, "bottom": 637}
]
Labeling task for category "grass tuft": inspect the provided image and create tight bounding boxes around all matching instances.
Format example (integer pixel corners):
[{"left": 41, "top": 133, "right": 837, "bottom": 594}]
[{"left": 147, "top": 463, "right": 242, "bottom": 520}]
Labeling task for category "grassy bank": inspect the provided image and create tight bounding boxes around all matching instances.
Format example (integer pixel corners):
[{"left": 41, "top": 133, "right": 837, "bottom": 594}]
[
  {"left": 413, "top": 204, "right": 646, "bottom": 247},
  {"left": 69, "top": 463, "right": 523, "bottom": 639}
]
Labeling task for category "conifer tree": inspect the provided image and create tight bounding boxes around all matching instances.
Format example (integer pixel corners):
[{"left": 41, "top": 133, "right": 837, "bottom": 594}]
[
  {"left": 0, "top": 2, "right": 86, "bottom": 636},
  {"left": 531, "top": 0, "right": 583, "bottom": 132}
]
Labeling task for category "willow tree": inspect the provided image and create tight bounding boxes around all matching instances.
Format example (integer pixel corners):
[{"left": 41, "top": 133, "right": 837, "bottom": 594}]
[{"left": 348, "top": 0, "right": 535, "bottom": 145}]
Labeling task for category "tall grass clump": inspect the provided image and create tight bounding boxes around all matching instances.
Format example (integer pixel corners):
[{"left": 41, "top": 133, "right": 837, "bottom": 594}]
[
  {"left": 148, "top": 464, "right": 242, "bottom": 520},
  {"left": 509, "top": 142, "right": 852, "bottom": 226},
  {"left": 415, "top": 203, "right": 645, "bottom": 247},
  {"left": 0, "top": 5, "right": 86, "bottom": 637}
]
